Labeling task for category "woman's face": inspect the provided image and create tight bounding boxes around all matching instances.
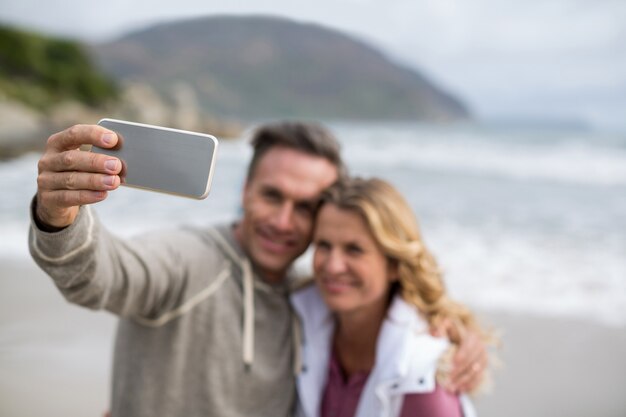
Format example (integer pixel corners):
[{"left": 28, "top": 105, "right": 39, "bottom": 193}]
[{"left": 313, "top": 204, "right": 396, "bottom": 318}]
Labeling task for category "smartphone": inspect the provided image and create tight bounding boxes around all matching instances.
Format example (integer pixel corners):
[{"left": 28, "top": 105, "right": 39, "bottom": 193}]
[{"left": 93, "top": 119, "right": 218, "bottom": 199}]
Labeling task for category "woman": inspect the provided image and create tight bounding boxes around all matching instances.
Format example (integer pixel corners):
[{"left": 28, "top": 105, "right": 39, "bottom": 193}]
[{"left": 292, "top": 178, "right": 493, "bottom": 417}]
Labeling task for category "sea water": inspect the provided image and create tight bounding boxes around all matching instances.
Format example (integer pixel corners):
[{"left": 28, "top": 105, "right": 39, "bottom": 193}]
[{"left": 1, "top": 122, "right": 625, "bottom": 326}]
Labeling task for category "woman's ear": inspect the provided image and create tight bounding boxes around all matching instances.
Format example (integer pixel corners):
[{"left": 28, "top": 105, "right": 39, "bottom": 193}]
[{"left": 387, "top": 259, "right": 400, "bottom": 283}]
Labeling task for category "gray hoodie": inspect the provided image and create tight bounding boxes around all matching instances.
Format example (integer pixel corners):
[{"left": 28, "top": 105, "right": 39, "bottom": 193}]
[{"left": 29, "top": 202, "right": 297, "bottom": 417}]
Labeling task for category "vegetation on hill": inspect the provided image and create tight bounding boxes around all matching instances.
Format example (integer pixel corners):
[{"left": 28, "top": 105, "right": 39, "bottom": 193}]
[{"left": 0, "top": 25, "right": 118, "bottom": 110}]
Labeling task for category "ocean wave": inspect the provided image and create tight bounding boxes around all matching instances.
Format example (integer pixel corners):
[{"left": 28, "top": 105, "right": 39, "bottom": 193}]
[
  {"left": 336, "top": 125, "right": 626, "bottom": 186},
  {"left": 427, "top": 222, "right": 626, "bottom": 327}
]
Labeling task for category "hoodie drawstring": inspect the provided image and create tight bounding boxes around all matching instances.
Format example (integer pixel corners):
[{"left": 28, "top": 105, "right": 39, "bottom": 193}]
[
  {"left": 242, "top": 258, "right": 255, "bottom": 369},
  {"left": 291, "top": 308, "right": 303, "bottom": 376}
]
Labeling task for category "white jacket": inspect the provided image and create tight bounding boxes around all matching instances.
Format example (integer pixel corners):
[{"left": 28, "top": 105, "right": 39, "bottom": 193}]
[{"left": 291, "top": 285, "right": 476, "bottom": 417}]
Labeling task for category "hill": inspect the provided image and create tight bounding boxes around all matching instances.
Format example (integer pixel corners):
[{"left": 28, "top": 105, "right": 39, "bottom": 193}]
[{"left": 93, "top": 15, "right": 469, "bottom": 121}]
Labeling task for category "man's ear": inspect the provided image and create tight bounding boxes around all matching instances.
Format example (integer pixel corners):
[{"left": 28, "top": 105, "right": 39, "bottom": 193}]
[{"left": 241, "top": 180, "right": 250, "bottom": 206}]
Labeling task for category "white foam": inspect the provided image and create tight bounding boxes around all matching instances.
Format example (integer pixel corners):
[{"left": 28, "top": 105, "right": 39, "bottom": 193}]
[
  {"left": 428, "top": 222, "right": 626, "bottom": 327},
  {"left": 342, "top": 132, "right": 626, "bottom": 186}
]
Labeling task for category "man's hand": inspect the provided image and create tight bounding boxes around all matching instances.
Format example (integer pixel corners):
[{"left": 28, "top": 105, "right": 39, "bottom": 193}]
[
  {"left": 431, "top": 319, "right": 488, "bottom": 393},
  {"left": 35, "top": 124, "right": 122, "bottom": 229},
  {"left": 448, "top": 328, "right": 487, "bottom": 392}
]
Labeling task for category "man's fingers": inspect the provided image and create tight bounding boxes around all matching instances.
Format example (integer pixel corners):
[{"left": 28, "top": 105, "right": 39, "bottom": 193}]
[
  {"left": 39, "top": 149, "right": 121, "bottom": 175},
  {"left": 47, "top": 124, "right": 118, "bottom": 152},
  {"left": 453, "top": 329, "right": 481, "bottom": 365},
  {"left": 38, "top": 171, "right": 121, "bottom": 192},
  {"left": 455, "top": 348, "right": 487, "bottom": 379},
  {"left": 430, "top": 318, "right": 449, "bottom": 338},
  {"left": 447, "top": 332, "right": 488, "bottom": 392},
  {"left": 39, "top": 189, "right": 109, "bottom": 209},
  {"left": 451, "top": 353, "right": 488, "bottom": 393}
]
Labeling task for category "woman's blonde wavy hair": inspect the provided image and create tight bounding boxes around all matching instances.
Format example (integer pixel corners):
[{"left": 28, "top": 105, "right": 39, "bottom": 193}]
[{"left": 318, "top": 177, "right": 485, "bottom": 345}]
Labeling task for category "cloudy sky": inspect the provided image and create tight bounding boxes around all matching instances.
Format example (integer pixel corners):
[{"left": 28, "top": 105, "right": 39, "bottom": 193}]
[{"left": 2, "top": 0, "right": 625, "bottom": 131}]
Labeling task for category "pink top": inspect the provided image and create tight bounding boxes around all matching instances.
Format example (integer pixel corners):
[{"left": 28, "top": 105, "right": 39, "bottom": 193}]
[{"left": 321, "top": 350, "right": 462, "bottom": 417}]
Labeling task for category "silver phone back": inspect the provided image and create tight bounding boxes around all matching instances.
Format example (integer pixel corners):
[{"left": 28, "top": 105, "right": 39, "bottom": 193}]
[{"left": 95, "top": 119, "right": 218, "bottom": 199}]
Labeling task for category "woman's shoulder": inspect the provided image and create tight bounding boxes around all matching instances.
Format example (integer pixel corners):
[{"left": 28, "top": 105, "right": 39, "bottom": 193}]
[
  {"left": 386, "top": 295, "right": 431, "bottom": 333},
  {"left": 380, "top": 296, "right": 450, "bottom": 375}
]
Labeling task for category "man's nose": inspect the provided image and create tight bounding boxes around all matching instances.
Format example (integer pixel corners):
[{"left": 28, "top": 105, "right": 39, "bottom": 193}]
[{"left": 272, "top": 203, "right": 295, "bottom": 231}]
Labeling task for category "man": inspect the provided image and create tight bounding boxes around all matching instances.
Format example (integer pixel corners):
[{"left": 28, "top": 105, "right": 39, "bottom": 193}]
[{"left": 30, "top": 122, "right": 486, "bottom": 416}]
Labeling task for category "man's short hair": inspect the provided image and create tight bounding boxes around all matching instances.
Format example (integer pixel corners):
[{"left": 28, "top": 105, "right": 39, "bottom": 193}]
[{"left": 246, "top": 121, "right": 347, "bottom": 181}]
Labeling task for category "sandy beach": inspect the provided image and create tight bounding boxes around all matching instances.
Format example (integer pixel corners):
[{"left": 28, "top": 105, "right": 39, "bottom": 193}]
[
  {"left": 475, "top": 312, "right": 626, "bottom": 417},
  {"left": 1, "top": 257, "right": 625, "bottom": 417}
]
